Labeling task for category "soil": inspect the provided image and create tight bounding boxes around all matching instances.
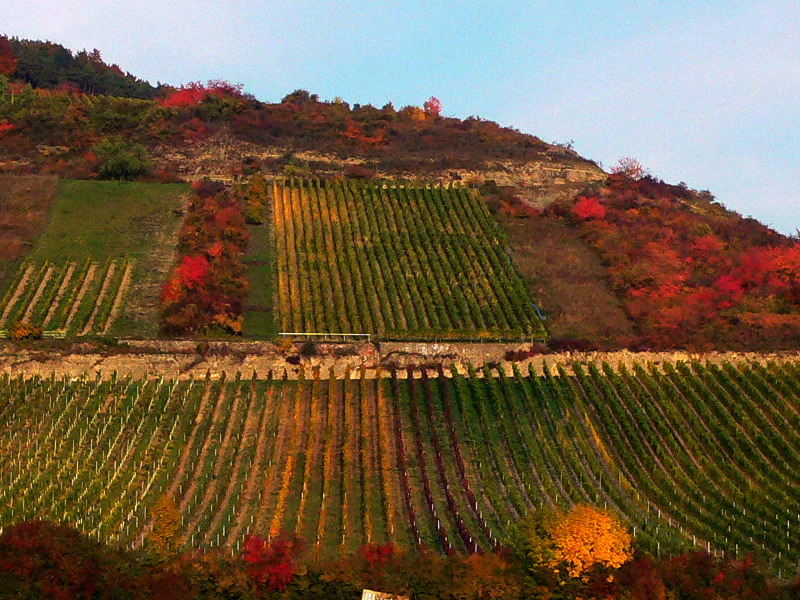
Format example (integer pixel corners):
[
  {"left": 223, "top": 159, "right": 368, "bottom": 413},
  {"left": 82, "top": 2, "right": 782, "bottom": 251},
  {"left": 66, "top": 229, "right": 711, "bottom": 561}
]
[{"left": 498, "top": 213, "right": 635, "bottom": 345}]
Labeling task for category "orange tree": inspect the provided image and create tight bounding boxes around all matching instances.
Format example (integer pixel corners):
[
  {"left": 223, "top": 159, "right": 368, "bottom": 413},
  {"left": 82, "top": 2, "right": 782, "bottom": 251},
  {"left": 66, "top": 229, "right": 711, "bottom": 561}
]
[{"left": 508, "top": 504, "right": 632, "bottom": 585}]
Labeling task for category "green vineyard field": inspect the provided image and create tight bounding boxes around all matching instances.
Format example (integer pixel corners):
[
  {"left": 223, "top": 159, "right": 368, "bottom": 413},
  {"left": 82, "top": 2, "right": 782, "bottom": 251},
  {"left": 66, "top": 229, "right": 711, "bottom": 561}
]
[
  {"left": 1, "top": 360, "right": 799, "bottom": 574},
  {"left": 272, "top": 178, "right": 546, "bottom": 340},
  {"left": 0, "top": 259, "right": 134, "bottom": 338}
]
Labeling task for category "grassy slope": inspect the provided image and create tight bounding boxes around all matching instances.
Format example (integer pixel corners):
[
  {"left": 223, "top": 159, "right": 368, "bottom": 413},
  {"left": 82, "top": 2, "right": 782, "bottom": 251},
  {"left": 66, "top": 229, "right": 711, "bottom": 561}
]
[
  {"left": 499, "top": 213, "right": 635, "bottom": 347},
  {"left": 0, "top": 175, "right": 59, "bottom": 285},
  {"left": 27, "top": 180, "right": 187, "bottom": 337},
  {"left": 242, "top": 192, "right": 277, "bottom": 339}
]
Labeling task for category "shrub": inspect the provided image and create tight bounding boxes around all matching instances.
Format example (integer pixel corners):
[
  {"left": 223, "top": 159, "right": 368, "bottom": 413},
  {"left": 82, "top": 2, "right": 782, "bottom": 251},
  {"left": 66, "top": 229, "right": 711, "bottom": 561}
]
[
  {"left": 93, "top": 137, "right": 152, "bottom": 180},
  {"left": 10, "top": 322, "right": 42, "bottom": 340},
  {"left": 299, "top": 341, "right": 317, "bottom": 357}
]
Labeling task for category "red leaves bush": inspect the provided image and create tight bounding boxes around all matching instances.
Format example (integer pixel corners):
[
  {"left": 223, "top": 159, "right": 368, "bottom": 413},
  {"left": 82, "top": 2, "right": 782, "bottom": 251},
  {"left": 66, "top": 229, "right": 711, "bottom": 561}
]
[
  {"left": 160, "top": 186, "right": 248, "bottom": 335},
  {"left": 572, "top": 195, "right": 606, "bottom": 220},
  {"left": 243, "top": 533, "right": 304, "bottom": 593},
  {"left": 158, "top": 81, "right": 244, "bottom": 109},
  {"left": 559, "top": 174, "right": 800, "bottom": 350}
]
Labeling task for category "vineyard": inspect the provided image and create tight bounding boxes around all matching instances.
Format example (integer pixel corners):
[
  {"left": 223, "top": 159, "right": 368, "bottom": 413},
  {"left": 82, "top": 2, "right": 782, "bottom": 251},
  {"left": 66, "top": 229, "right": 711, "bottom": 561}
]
[
  {"left": 0, "top": 259, "right": 135, "bottom": 338},
  {"left": 1, "top": 361, "right": 799, "bottom": 574},
  {"left": 272, "top": 178, "right": 546, "bottom": 340}
]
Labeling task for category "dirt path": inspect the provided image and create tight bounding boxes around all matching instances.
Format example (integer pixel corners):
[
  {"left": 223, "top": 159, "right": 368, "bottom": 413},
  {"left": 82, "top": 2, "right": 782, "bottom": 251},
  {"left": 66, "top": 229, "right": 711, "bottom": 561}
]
[
  {"left": 183, "top": 383, "right": 244, "bottom": 544},
  {"left": 168, "top": 382, "right": 214, "bottom": 499},
  {"left": 313, "top": 375, "right": 338, "bottom": 554},
  {"left": 177, "top": 384, "right": 227, "bottom": 517},
  {"left": 375, "top": 372, "right": 400, "bottom": 545},
  {"left": 42, "top": 263, "right": 76, "bottom": 328},
  {"left": 0, "top": 264, "right": 34, "bottom": 326},
  {"left": 80, "top": 263, "right": 116, "bottom": 336},
  {"left": 102, "top": 261, "right": 134, "bottom": 334},
  {"left": 253, "top": 380, "right": 294, "bottom": 535},
  {"left": 268, "top": 381, "right": 306, "bottom": 537},
  {"left": 205, "top": 380, "right": 260, "bottom": 542},
  {"left": 226, "top": 378, "right": 277, "bottom": 545},
  {"left": 63, "top": 263, "right": 97, "bottom": 332},
  {"left": 20, "top": 265, "right": 54, "bottom": 323},
  {"left": 296, "top": 372, "right": 325, "bottom": 536}
]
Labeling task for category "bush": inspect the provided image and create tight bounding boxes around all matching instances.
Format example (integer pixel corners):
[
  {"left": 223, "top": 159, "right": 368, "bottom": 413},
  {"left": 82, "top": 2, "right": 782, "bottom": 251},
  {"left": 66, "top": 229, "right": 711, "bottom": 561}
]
[
  {"left": 93, "top": 137, "right": 152, "bottom": 180},
  {"left": 299, "top": 341, "right": 317, "bottom": 357},
  {"left": 10, "top": 322, "right": 42, "bottom": 340}
]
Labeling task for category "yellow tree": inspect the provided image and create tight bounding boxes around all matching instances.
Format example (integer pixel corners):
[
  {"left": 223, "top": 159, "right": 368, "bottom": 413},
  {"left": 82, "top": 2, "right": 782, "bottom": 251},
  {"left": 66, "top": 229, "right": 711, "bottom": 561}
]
[
  {"left": 149, "top": 493, "right": 182, "bottom": 558},
  {"left": 548, "top": 504, "right": 633, "bottom": 578}
]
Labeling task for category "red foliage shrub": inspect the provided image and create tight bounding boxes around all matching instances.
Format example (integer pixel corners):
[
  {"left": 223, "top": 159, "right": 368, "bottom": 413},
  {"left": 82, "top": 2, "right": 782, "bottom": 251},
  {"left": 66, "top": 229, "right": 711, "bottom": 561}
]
[
  {"left": 161, "top": 188, "right": 249, "bottom": 336},
  {"left": 0, "top": 36, "right": 17, "bottom": 77},
  {"left": 0, "top": 120, "right": 15, "bottom": 137},
  {"left": 0, "top": 521, "right": 141, "bottom": 599},
  {"left": 423, "top": 96, "right": 442, "bottom": 117},
  {"left": 562, "top": 174, "right": 800, "bottom": 349},
  {"left": 190, "top": 178, "right": 225, "bottom": 198},
  {"left": 243, "top": 533, "right": 304, "bottom": 593},
  {"left": 177, "top": 254, "right": 209, "bottom": 289},
  {"left": 159, "top": 80, "right": 244, "bottom": 109},
  {"left": 572, "top": 195, "right": 606, "bottom": 220}
]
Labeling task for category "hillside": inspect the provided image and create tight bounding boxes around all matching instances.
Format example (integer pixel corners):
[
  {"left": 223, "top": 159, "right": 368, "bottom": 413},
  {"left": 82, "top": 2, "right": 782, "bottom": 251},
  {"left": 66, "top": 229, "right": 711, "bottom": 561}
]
[
  {"left": 0, "top": 36, "right": 603, "bottom": 196},
  {"left": 2, "top": 360, "right": 799, "bottom": 574},
  {"left": 0, "top": 179, "right": 186, "bottom": 338},
  {"left": 3, "top": 33, "right": 800, "bottom": 595}
]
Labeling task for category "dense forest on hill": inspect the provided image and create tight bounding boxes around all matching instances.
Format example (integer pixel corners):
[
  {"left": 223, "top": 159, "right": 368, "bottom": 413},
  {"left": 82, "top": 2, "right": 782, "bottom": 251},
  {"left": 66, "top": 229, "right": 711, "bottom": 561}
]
[{"left": 1, "top": 36, "right": 158, "bottom": 98}]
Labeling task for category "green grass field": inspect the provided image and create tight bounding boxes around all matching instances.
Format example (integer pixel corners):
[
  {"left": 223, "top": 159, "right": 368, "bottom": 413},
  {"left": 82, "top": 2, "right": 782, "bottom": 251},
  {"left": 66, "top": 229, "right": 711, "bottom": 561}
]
[
  {"left": 0, "top": 179, "right": 187, "bottom": 338},
  {"left": 242, "top": 192, "right": 278, "bottom": 338}
]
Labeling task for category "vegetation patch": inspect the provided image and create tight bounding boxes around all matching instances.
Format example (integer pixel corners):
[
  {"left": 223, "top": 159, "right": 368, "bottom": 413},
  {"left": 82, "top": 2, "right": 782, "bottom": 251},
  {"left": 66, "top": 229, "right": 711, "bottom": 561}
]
[
  {"left": 7, "top": 179, "right": 188, "bottom": 337},
  {"left": 160, "top": 181, "right": 249, "bottom": 336},
  {"left": 0, "top": 258, "right": 134, "bottom": 338},
  {"left": 0, "top": 174, "right": 58, "bottom": 285},
  {"left": 549, "top": 172, "right": 800, "bottom": 350}
]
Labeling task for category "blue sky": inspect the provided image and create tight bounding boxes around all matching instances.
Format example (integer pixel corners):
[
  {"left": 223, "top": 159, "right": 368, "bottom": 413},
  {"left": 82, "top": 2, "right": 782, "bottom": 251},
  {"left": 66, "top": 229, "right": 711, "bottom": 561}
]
[{"left": 6, "top": 0, "right": 799, "bottom": 233}]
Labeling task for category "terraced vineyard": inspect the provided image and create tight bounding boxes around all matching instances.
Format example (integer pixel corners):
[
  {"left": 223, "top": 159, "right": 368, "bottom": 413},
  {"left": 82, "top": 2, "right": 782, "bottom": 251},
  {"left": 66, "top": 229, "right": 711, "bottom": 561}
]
[
  {"left": 0, "top": 259, "right": 135, "bottom": 337},
  {"left": 1, "top": 361, "right": 799, "bottom": 574},
  {"left": 272, "top": 178, "right": 546, "bottom": 340}
]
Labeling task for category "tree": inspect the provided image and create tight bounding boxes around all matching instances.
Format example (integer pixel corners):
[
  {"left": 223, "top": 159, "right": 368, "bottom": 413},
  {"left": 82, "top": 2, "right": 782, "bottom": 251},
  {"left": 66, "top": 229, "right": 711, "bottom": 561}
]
[
  {"left": 549, "top": 504, "right": 633, "bottom": 578},
  {"left": 0, "top": 521, "right": 140, "bottom": 598},
  {"left": 242, "top": 533, "right": 304, "bottom": 593},
  {"left": 93, "top": 137, "right": 152, "bottom": 179},
  {"left": 0, "top": 36, "right": 18, "bottom": 77},
  {"left": 511, "top": 505, "right": 632, "bottom": 583},
  {"left": 572, "top": 195, "right": 607, "bottom": 220},
  {"left": 149, "top": 494, "right": 182, "bottom": 558},
  {"left": 423, "top": 96, "right": 442, "bottom": 117},
  {"left": 611, "top": 156, "right": 646, "bottom": 180}
]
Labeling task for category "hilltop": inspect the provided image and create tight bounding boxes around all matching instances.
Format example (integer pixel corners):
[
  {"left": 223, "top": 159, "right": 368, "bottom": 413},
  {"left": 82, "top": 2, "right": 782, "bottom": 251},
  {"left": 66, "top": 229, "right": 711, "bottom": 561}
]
[{"left": 0, "top": 38, "right": 602, "bottom": 192}]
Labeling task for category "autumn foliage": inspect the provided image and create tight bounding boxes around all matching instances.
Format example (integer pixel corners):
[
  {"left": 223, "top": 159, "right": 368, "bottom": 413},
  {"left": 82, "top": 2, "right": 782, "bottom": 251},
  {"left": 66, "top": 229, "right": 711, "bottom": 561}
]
[
  {"left": 160, "top": 184, "right": 249, "bottom": 335},
  {"left": 549, "top": 505, "right": 633, "bottom": 578},
  {"left": 423, "top": 96, "right": 443, "bottom": 117},
  {"left": 242, "top": 533, "right": 303, "bottom": 593},
  {"left": 0, "top": 36, "right": 18, "bottom": 77},
  {"left": 158, "top": 80, "right": 244, "bottom": 109},
  {"left": 572, "top": 195, "right": 606, "bottom": 220},
  {"left": 0, "top": 519, "right": 796, "bottom": 599},
  {"left": 553, "top": 173, "right": 800, "bottom": 349},
  {"left": 149, "top": 494, "right": 182, "bottom": 558}
]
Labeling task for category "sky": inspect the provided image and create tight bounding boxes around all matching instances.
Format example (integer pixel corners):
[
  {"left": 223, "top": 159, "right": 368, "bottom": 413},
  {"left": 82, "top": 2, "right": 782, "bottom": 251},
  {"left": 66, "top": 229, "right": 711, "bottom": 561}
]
[{"left": 5, "top": 0, "right": 799, "bottom": 234}]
